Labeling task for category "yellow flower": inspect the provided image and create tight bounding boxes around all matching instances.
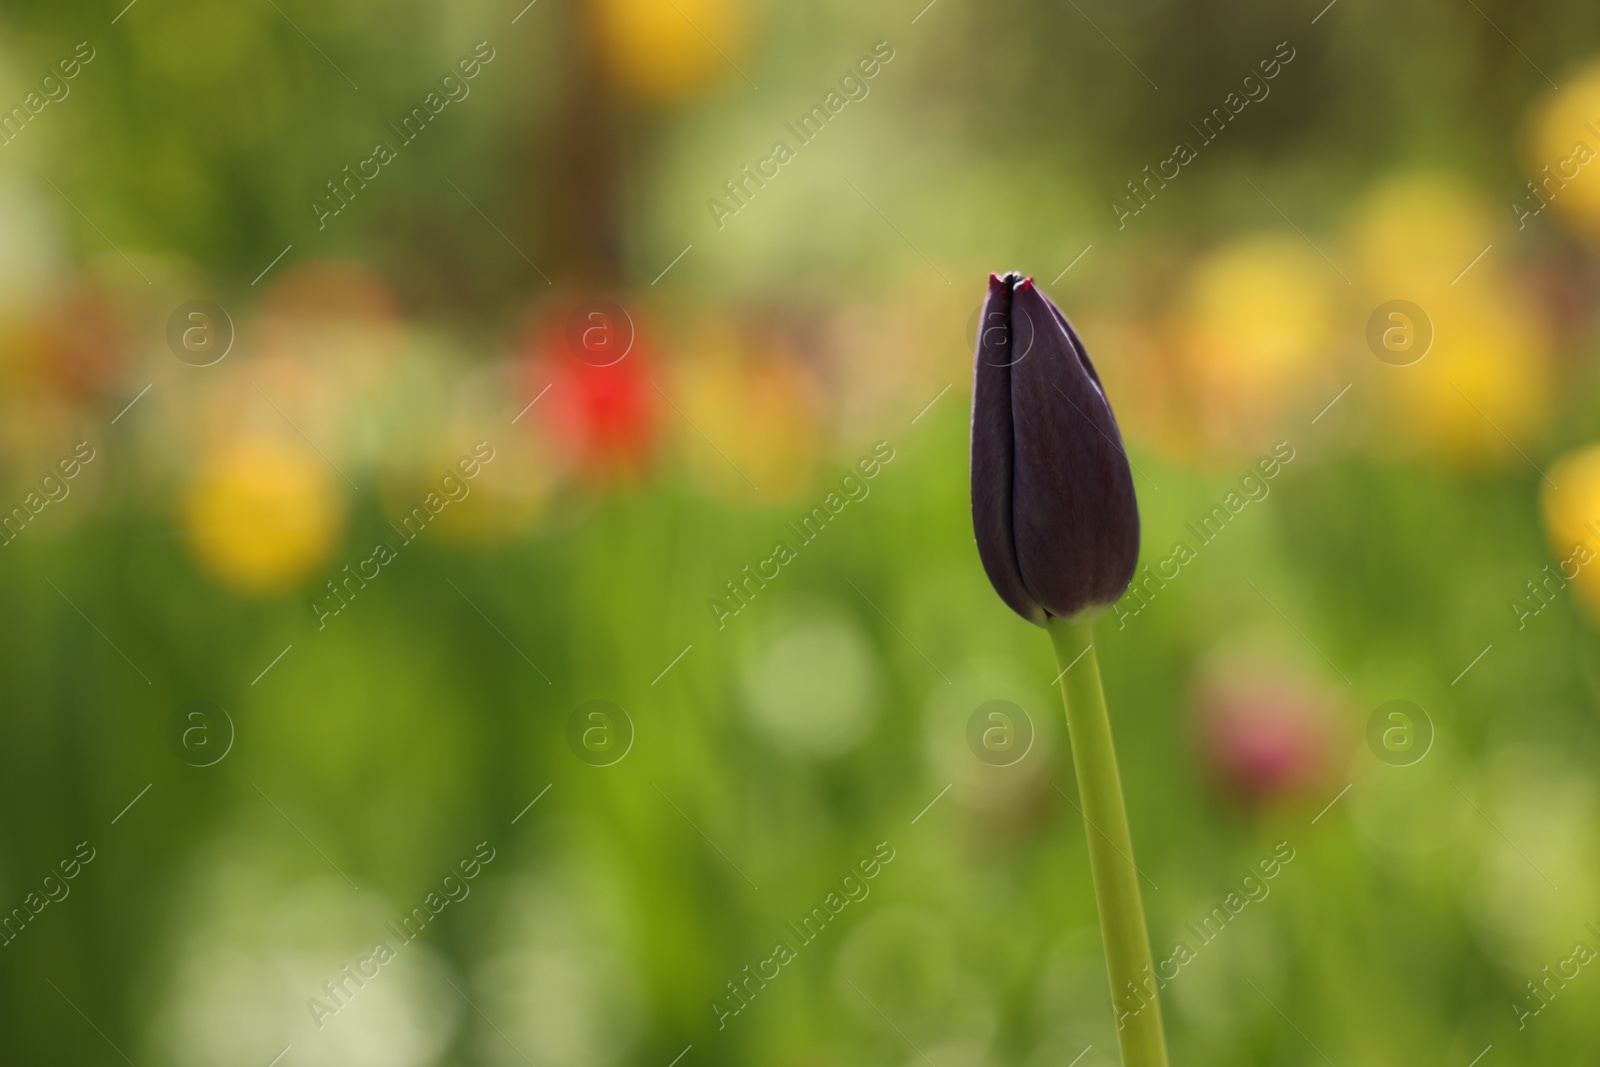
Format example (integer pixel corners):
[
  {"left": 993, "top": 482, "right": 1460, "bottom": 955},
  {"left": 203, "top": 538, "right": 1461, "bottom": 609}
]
[
  {"left": 588, "top": 0, "right": 750, "bottom": 103},
  {"left": 1347, "top": 173, "right": 1497, "bottom": 303},
  {"left": 1347, "top": 173, "right": 1553, "bottom": 467},
  {"left": 1381, "top": 295, "right": 1551, "bottom": 465},
  {"left": 1542, "top": 445, "right": 1600, "bottom": 619},
  {"left": 184, "top": 440, "right": 345, "bottom": 594},
  {"left": 1174, "top": 233, "right": 1337, "bottom": 453},
  {"left": 677, "top": 327, "right": 820, "bottom": 502},
  {"left": 1523, "top": 61, "right": 1600, "bottom": 240},
  {"left": 405, "top": 433, "right": 557, "bottom": 547}
]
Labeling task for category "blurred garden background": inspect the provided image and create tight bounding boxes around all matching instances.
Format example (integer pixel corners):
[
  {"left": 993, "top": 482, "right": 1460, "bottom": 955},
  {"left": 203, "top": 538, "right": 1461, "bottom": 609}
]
[{"left": 3, "top": 0, "right": 1600, "bottom": 1064}]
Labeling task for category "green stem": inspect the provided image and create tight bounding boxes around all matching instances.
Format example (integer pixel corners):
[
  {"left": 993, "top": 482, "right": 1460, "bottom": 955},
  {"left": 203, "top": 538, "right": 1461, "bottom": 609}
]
[{"left": 1048, "top": 616, "right": 1169, "bottom": 1067}]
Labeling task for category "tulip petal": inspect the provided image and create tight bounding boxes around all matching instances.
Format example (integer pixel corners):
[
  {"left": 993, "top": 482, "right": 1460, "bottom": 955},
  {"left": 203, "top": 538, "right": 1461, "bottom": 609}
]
[
  {"left": 1008, "top": 278, "right": 1140, "bottom": 618},
  {"left": 970, "top": 272, "right": 1045, "bottom": 624}
]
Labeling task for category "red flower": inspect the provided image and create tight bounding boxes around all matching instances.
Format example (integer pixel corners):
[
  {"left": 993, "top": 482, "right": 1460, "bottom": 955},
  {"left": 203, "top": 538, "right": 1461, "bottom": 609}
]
[
  {"left": 37, "top": 278, "right": 127, "bottom": 399},
  {"left": 524, "top": 297, "right": 657, "bottom": 482}
]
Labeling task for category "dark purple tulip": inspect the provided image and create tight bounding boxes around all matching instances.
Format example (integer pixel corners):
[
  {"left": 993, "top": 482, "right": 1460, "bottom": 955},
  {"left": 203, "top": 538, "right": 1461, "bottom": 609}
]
[{"left": 970, "top": 272, "right": 1140, "bottom": 625}]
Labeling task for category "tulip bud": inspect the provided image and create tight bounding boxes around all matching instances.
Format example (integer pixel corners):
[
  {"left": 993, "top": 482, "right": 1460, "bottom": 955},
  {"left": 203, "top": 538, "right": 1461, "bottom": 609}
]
[{"left": 970, "top": 272, "right": 1140, "bottom": 625}]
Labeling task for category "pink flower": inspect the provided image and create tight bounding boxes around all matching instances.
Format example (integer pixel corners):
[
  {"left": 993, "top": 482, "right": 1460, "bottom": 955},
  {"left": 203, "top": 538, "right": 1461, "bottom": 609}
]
[{"left": 1191, "top": 658, "right": 1341, "bottom": 806}]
